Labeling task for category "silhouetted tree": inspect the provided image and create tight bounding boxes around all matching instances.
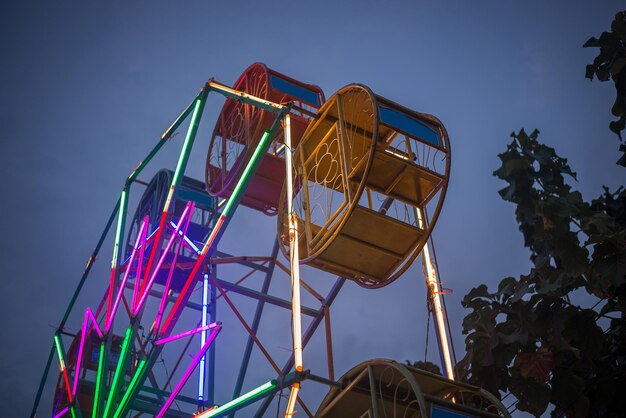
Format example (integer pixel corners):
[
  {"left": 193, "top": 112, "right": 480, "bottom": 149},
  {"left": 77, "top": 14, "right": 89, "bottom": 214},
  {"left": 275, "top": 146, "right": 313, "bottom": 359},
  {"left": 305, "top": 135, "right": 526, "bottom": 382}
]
[
  {"left": 584, "top": 10, "right": 626, "bottom": 166},
  {"left": 457, "top": 11, "right": 626, "bottom": 418}
]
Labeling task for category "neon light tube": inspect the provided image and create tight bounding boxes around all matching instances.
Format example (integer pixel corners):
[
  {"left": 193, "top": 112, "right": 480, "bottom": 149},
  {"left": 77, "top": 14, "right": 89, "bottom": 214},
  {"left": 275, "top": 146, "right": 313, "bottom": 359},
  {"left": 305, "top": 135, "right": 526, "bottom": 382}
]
[
  {"left": 158, "top": 214, "right": 224, "bottom": 337},
  {"left": 208, "top": 81, "right": 285, "bottom": 111},
  {"left": 154, "top": 322, "right": 219, "bottom": 345},
  {"left": 160, "top": 118, "right": 282, "bottom": 338},
  {"left": 198, "top": 273, "right": 209, "bottom": 402},
  {"left": 424, "top": 242, "right": 455, "bottom": 380},
  {"left": 86, "top": 307, "right": 103, "bottom": 338},
  {"left": 284, "top": 382, "right": 300, "bottom": 417},
  {"left": 196, "top": 380, "right": 278, "bottom": 418},
  {"left": 154, "top": 202, "right": 194, "bottom": 332},
  {"left": 53, "top": 334, "right": 74, "bottom": 404},
  {"left": 72, "top": 306, "right": 104, "bottom": 396},
  {"left": 72, "top": 309, "right": 90, "bottom": 395},
  {"left": 133, "top": 202, "right": 192, "bottom": 315},
  {"left": 110, "top": 189, "right": 127, "bottom": 270},
  {"left": 105, "top": 217, "right": 148, "bottom": 332},
  {"left": 416, "top": 208, "right": 455, "bottom": 380},
  {"left": 170, "top": 220, "right": 201, "bottom": 254},
  {"left": 103, "top": 327, "right": 132, "bottom": 418},
  {"left": 53, "top": 406, "right": 69, "bottom": 418},
  {"left": 140, "top": 94, "right": 203, "bottom": 294},
  {"left": 222, "top": 130, "right": 271, "bottom": 216},
  {"left": 132, "top": 216, "right": 149, "bottom": 311},
  {"left": 53, "top": 335, "right": 65, "bottom": 371},
  {"left": 164, "top": 98, "right": 202, "bottom": 212},
  {"left": 92, "top": 343, "right": 105, "bottom": 418},
  {"left": 113, "top": 358, "right": 148, "bottom": 418},
  {"left": 155, "top": 325, "right": 222, "bottom": 418},
  {"left": 285, "top": 115, "right": 303, "bottom": 372},
  {"left": 107, "top": 189, "right": 127, "bottom": 320},
  {"left": 140, "top": 94, "right": 204, "bottom": 306}
]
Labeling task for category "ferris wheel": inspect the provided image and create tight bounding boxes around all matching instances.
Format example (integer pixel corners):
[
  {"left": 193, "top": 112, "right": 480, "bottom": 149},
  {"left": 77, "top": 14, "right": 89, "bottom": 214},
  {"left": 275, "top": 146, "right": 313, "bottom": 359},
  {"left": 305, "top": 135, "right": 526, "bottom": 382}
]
[{"left": 31, "top": 63, "right": 510, "bottom": 418}]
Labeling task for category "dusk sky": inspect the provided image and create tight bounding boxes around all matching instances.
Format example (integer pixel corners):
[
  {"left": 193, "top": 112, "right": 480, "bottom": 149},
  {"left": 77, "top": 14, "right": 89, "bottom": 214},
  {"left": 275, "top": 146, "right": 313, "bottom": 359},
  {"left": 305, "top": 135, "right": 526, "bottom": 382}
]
[{"left": 1, "top": 1, "right": 624, "bottom": 416}]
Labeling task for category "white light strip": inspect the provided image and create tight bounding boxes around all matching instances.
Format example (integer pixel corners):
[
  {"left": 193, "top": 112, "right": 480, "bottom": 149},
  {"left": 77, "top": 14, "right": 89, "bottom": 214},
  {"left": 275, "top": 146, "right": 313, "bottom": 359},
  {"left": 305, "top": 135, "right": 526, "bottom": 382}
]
[{"left": 416, "top": 208, "right": 455, "bottom": 380}]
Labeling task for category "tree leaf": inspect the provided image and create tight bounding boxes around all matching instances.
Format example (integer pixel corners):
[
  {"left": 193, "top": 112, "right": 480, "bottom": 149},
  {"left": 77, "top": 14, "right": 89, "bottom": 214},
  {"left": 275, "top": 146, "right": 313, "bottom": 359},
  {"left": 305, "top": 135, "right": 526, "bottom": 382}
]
[
  {"left": 513, "top": 347, "right": 554, "bottom": 383},
  {"left": 509, "top": 372, "right": 550, "bottom": 417}
]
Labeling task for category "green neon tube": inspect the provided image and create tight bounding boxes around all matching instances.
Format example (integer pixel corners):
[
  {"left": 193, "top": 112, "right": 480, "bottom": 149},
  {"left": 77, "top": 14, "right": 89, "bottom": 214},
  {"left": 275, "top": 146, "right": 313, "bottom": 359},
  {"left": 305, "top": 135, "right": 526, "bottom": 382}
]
[
  {"left": 103, "top": 327, "right": 132, "bottom": 418},
  {"left": 92, "top": 343, "right": 106, "bottom": 418},
  {"left": 198, "top": 380, "right": 277, "bottom": 418},
  {"left": 110, "top": 189, "right": 127, "bottom": 269},
  {"left": 162, "top": 96, "right": 204, "bottom": 215},
  {"left": 222, "top": 130, "right": 272, "bottom": 216},
  {"left": 113, "top": 358, "right": 148, "bottom": 418},
  {"left": 53, "top": 335, "right": 65, "bottom": 368},
  {"left": 170, "top": 98, "right": 202, "bottom": 192}
]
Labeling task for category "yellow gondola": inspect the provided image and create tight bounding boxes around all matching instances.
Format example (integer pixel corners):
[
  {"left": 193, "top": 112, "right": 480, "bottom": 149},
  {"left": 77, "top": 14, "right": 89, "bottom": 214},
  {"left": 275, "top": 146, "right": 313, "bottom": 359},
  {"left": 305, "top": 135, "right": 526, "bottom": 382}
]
[{"left": 279, "top": 84, "right": 450, "bottom": 288}]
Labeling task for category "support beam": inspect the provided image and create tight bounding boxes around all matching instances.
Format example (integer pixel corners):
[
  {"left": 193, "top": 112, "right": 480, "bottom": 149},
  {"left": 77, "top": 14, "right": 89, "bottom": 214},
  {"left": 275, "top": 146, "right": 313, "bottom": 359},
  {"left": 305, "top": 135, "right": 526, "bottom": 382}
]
[
  {"left": 254, "top": 276, "right": 346, "bottom": 418},
  {"left": 30, "top": 344, "right": 55, "bottom": 418},
  {"left": 160, "top": 109, "right": 288, "bottom": 338},
  {"left": 197, "top": 380, "right": 279, "bottom": 418},
  {"left": 214, "top": 278, "right": 318, "bottom": 317},
  {"left": 416, "top": 208, "right": 455, "bottom": 380},
  {"left": 231, "top": 240, "right": 279, "bottom": 417}
]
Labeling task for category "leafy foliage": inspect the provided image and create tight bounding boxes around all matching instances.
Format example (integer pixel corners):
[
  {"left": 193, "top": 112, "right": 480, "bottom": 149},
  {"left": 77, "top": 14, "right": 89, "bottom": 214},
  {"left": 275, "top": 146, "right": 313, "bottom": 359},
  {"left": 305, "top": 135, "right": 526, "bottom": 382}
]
[
  {"left": 584, "top": 10, "right": 626, "bottom": 166},
  {"left": 458, "top": 12, "right": 626, "bottom": 417},
  {"left": 457, "top": 129, "right": 626, "bottom": 417}
]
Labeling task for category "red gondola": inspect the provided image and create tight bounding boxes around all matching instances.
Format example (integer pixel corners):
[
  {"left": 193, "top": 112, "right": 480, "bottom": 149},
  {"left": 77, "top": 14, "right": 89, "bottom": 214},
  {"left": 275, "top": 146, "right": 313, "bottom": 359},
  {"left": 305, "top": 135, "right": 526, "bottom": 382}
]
[{"left": 205, "top": 63, "right": 325, "bottom": 215}]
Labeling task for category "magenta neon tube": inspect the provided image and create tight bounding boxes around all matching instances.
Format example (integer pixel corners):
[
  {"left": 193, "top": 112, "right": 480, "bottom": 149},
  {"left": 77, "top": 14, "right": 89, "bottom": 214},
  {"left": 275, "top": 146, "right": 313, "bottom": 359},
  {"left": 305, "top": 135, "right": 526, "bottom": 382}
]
[
  {"left": 155, "top": 324, "right": 222, "bottom": 418},
  {"left": 72, "top": 307, "right": 103, "bottom": 395},
  {"left": 132, "top": 216, "right": 150, "bottom": 311},
  {"left": 154, "top": 202, "right": 194, "bottom": 332},
  {"left": 72, "top": 309, "right": 90, "bottom": 395},
  {"left": 154, "top": 322, "right": 219, "bottom": 346},
  {"left": 86, "top": 307, "right": 102, "bottom": 338},
  {"left": 105, "top": 217, "right": 148, "bottom": 332},
  {"left": 133, "top": 202, "right": 192, "bottom": 315},
  {"left": 53, "top": 406, "right": 69, "bottom": 418}
]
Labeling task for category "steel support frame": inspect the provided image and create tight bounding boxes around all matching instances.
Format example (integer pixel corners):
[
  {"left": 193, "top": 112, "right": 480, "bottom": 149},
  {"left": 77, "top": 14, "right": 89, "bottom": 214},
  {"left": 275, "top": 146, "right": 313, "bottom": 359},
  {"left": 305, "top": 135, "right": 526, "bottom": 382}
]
[
  {"left": 31, "top": 87, "right": 207, "bottom": 417},
  {"left": 253, "top": 276, "right": 346, "bottom": 418},
  {"left": 230, "top": 239, "right": 280, "bottom": 417},
  {"left": 32, "top": 76, "right": 353, "bottom": 418},
  {"left": 109, "top": 92, "right": 290, "bottom": 418}
]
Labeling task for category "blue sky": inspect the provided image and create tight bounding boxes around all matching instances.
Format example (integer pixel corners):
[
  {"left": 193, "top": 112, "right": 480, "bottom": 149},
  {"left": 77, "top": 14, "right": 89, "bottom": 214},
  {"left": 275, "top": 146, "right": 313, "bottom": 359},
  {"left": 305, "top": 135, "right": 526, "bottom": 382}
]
[{"left": 1, "top": 1, "right": 623, "bottom": 416}]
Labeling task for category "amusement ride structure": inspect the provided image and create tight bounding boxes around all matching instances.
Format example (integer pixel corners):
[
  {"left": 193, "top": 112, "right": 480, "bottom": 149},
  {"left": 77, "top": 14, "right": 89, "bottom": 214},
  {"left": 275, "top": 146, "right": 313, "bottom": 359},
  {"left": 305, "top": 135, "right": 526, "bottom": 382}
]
[{"left": 31, "top": 63, "right": 511, "bottom": 418}]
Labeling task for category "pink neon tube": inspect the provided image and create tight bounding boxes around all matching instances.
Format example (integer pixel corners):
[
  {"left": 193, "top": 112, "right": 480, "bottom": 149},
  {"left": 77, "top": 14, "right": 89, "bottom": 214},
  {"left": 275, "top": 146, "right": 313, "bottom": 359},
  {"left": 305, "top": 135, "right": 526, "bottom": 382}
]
[
  {"left": 105, "top": 217, "right": 148, "bottom": 332},
  {"left": 159, "top": 214, "right": 226, "bottom": 337},
  {"left": 155, "top": 322, "right": 219, "bottom": 346},
  {"left": 85, "top": 307, "right": 103, "bottom": 338},
  {"left": 53, "top": 406, "right": 69, "bottom": 418},
  {"left": 72, "top": 307, "right": 103, "bottom": 396},
  {"left": 154, "top": 202, "right": 194, "bottom": 332},
  {"left": 155, "top": 324, "right": 222, "bottom": 418},
  {"left": 133, "top": 203, "right": 192, "bottom": 315},
  {"left": 72, "top": 309, "right": 90, "bottom": 395},
  {"left": 132, "top": 216, "right": 149, "bottom": 311},
  {"left": 139, "top": 205, "right": 170, "bottom": 300}
]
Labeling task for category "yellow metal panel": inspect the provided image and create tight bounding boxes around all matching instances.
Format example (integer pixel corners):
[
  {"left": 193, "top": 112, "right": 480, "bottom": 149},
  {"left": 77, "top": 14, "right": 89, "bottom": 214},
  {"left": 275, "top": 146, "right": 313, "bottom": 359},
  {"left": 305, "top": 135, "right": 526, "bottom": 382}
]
[
  {"left": 350, "top": 150, "right": 444, "bottom": 208},
  {"left": 342, "top": 206, "right": 423, "bottom": 256}
]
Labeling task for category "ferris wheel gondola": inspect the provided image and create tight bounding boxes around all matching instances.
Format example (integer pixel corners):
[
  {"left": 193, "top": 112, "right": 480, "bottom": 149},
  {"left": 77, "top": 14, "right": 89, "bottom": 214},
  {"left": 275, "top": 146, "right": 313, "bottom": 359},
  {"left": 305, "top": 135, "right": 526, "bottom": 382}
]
[
  {"left": 278, "top": 84, "right": 451, "bottom": 288},
  {"left": 205, "top": 63, "right": 325, "bottom": 215}
]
